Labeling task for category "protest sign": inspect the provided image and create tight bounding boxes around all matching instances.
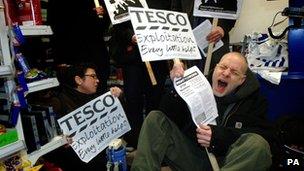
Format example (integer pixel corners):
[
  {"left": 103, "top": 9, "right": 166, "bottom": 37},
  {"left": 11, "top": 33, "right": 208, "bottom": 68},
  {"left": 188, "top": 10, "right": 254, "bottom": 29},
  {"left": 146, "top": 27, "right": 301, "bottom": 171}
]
[
  {"left": 57, "top": 92, "right": 131, "bottom": 163},
  {"left": 193, "top": 0, "right": 243, "bottom": 20},
  {"left": 129, "top": 7, "right": 201, "bottom": 62},
  {"left": 104, "top": 0, "right": 148, "bottom": 25}
]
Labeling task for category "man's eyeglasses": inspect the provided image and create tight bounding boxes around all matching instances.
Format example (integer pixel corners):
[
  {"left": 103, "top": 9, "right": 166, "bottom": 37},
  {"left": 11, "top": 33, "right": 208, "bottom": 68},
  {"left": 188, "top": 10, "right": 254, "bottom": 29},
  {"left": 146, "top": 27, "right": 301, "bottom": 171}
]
[
  {"left": 84, "top": 74, "right": 98, "bottom": 80},
  {"left": 216, "top": 64, "right": 245, "bottom": 78}
]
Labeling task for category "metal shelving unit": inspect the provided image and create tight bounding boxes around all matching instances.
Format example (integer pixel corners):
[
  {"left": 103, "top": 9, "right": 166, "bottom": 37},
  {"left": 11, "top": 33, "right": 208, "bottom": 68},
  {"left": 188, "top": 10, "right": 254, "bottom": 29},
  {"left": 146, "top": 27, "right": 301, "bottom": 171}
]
[
  {"left": 27, "top": 78, "right": 59, "bottom": 94},
  {"left": 0, "top": 65, "right": 12, "bottom": 77},
  {"left": 0, "top": 140, "right": 26, "bottom": 159},
  {"left": 0, "top": 1, "right": 26, "bottom": 161},
  {"left": 28, "top": 136, "right": 67, "bottom": 165},
  {"left": 0, "top": 1, "right": 63, "bottom": 165},
  {"left": 19, "top": 25, "right": 53, "bottom": 36}
]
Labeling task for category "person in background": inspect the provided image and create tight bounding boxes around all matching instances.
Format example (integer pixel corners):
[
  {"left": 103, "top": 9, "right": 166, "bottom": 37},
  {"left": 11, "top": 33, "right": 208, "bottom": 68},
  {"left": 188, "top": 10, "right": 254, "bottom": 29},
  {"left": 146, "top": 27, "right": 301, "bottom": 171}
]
[
  {"left": 131, "top": 52, "right": 274, "bottom": 171},
  {"left": 43, "top": 63, "right": 122, "bottom": 171},
  {"left": 109, "top": 1, "right": 175, "bottom": 167},
  {"left": 146, "top": 0, "right": 172, "bottom": 10},
  {"left": 109, "top": 0, "right": 173, "bottom": 149},
  {"left": 171, "top": 0, "right": 237, "bottom": 70},
  {"left": 109, "top": 2, "right": 175, "bottom": 168},
  {"left": 47, "top": 0, "right": 111, "bottom": 93}
]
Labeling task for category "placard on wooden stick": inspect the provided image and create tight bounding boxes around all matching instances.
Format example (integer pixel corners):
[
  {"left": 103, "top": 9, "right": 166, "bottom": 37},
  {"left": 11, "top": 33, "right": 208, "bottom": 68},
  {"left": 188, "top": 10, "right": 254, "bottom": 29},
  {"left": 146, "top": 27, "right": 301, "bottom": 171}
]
[
  {"left": 104, "top": 0, "right": 148, "bottom": 25},
  {"left": 145, "top": 61, "right": 157, "bottom": 85},
  {"left": 128, "top": 7, "right": 201, "bottom": 62},
  {"left": 129, "top": 7, "right": 202, "bottom": 84},
  {"left": 193, "top": 0, "right": 243, "bottom": 74}
]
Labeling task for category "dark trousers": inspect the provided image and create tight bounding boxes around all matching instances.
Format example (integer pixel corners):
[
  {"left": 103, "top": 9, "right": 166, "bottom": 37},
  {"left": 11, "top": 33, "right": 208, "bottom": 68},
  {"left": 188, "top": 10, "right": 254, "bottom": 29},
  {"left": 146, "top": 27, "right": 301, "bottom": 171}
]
[
  {"left": 131, "top": 111, "right": 272, "bottom": 171},
  {"left": 122, "top": 62, "right": 168, "bottom": 148}
]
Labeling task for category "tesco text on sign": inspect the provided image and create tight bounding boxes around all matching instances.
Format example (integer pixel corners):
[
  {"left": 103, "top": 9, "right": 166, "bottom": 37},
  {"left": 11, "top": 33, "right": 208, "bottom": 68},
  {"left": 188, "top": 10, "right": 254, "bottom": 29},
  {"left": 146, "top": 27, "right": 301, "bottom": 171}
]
[
  {"left": 57, "top": 92, "right": 131, "bottom": 163},
  {"left": 129, "top": 7, "right": 201, "bottom": 61}
]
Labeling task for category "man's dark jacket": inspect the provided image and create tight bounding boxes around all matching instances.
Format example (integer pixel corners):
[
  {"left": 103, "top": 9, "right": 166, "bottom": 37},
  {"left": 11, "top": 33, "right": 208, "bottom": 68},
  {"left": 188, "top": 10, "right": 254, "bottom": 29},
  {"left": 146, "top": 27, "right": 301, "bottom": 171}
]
[{"left": 159, "top": 69, "right": 274, "bottom": 156}]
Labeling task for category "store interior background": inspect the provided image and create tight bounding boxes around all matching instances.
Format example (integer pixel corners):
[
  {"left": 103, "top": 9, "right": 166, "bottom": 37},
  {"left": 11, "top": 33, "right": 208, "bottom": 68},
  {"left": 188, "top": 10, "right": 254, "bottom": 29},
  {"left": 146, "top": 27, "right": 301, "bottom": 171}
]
[
  {"left": 234, "top": 0, "right": 303, "bottom": 123},
  {"left": 2, "top": 0, "right": 303, "bottom": 170},
  {"left": 230, "top": 0, "right": 288, "bottom": 43}
]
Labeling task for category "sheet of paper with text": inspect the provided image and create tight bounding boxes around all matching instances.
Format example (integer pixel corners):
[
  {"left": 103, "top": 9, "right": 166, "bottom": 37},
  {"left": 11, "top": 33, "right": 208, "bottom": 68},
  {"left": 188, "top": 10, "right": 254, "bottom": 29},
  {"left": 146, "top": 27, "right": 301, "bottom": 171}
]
[
  {"left": 192, "top": 19, "right": 223, "bottom": 57},
  {"left": 174, "top": 66, "right": 218, "bottom": 126}
]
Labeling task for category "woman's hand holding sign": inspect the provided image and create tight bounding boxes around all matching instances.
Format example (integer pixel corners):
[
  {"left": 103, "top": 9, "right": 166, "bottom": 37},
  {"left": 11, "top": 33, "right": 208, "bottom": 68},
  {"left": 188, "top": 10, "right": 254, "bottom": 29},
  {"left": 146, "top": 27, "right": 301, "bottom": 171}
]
[
  {"left": 131, "top": 35, "right": 137, "bottom": 44},
  {"left": 63, "top": 135, "right": 74, "bottom": 148},
  {"left": 110, "top": 86, "right": 122, "bottom": 97}
]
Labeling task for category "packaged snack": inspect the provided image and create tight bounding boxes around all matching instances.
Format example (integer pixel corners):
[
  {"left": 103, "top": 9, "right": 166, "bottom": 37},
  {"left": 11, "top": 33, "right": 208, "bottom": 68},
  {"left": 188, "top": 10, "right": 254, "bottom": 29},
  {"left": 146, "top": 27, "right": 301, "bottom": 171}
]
[
  {"left": 16, "top": 53, "right": 30, "bottom": 74},
  {"left": 16, "top": 0, "right": 43, "bottom": 25},
  {"left": 12, "top": 24, "right": 26, "bottom": 45}
]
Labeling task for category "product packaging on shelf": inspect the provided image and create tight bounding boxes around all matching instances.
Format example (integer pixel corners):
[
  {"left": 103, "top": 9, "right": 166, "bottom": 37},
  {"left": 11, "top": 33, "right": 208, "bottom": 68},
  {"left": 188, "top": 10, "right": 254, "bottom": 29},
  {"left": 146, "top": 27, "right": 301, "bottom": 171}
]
[
  {"left": 16, "top": 0, "right": 43, "bottom": 25},
  {"left": 3, "top": 0, "right": 43, "bottom": 25},
  {"left": 0, "top": 129, "right": 18, "bottom": 148},
  {"left": 2, "top": 0, "right": 20, "bottom": 25}
]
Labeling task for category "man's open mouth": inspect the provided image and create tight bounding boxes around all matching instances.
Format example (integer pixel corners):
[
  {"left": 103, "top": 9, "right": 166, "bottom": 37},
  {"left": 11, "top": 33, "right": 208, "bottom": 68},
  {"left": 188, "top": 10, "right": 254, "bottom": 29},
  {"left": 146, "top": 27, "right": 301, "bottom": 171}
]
[
  {"left": 218, "top": 80, "right": 228, "bottom": 88},
  {"left": 216, "top": 79, "right": 228, "bottom": 93}
]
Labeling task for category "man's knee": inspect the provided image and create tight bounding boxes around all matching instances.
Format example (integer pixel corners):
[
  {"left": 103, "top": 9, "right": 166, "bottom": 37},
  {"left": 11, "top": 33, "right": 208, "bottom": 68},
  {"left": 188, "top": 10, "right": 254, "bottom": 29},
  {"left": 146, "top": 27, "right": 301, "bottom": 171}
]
[
  {"left": 223, "top": 133, "right": 272, "bottom": 170},
  {"left": 242, "top": 133, "right": 271, "bottom": 153},
  {"left": 145, "top": 110, "right": 165, "bottom": 124},
  {"left": 238, "top": 133, "right": 272, "bottom": 165},
  {"left": 144, "top": 110, "right": 171, "bottom": 130},
  {"left": 144, "top": 110, "right": 173, "bottom": 133}
]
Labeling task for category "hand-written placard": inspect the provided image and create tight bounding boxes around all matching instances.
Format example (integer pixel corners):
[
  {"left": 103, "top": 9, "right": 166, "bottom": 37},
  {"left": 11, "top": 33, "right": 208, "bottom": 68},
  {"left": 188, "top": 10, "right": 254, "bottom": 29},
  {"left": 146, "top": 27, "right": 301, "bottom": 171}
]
[
  {"left": 129, "top": 7, "right": 201, "bottom": 62},
  {"left": 57, "top": 92, "right": 131, "bottom": 163},
  {"left": 193, "top": 0, "right": 243, "bottom": 20},
  {"left": 104, "top": 0, "right": 148, "bottom": 25}
]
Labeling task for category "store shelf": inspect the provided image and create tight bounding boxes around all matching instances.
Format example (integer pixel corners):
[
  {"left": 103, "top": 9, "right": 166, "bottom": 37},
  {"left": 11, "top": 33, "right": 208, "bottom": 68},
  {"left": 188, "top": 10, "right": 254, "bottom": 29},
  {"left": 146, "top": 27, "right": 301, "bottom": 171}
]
[
  {"left": 27, "top": 78, "right": 59, "bottom": 94},
  {"left": 0, "top": 92, "right": 8, "bottom": 99},
  {"left": 0, "top": 65, "right": 12, "bottom": 77},
  {"left": 19, "top": 25, "right": 53, "bottom": 36},
  {"left": 28, "top": 136, "right": 67, "bottom": 165},
  {"left": 0, "top": 140, "right": 26, "bottom": 159},
  {"left": 107, "top": 79, "right": 124, "bottom": 86}
]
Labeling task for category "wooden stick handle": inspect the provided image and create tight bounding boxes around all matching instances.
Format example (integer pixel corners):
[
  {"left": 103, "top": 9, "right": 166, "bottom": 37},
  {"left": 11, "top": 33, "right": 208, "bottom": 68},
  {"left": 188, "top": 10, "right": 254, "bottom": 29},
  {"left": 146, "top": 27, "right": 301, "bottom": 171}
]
[
  {"left": 94, "top": 0, "right": 103, "bottom": 18},
  {"left": 205, "top": 147, "right": 220, "bottom": 171},
  {"left": 173, "top": 58, "right": 181, "bottom": 64},
  {"left": 145, "top": 61, "right": 157, "bottom": 85},
  {"left": 204, "top": 18, "right": 218, "bottom": 75}
]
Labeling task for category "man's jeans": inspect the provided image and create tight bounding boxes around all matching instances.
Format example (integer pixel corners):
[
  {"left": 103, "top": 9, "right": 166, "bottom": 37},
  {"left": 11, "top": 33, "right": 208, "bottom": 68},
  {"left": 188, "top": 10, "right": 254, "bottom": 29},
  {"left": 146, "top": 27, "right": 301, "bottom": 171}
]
[{"left": 131, "top": 110, "right": 272, "bottom": 171}]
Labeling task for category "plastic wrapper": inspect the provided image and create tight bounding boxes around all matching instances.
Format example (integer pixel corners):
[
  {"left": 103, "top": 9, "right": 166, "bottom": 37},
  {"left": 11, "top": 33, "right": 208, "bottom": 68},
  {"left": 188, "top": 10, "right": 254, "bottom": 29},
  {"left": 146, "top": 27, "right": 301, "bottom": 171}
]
[{"left": 16, "top": 53, "right": 30, "bottom": 74}]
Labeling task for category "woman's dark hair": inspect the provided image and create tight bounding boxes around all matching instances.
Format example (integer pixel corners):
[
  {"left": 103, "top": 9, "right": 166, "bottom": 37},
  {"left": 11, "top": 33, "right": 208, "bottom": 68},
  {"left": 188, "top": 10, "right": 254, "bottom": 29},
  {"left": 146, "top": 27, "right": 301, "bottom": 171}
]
[{"left": 59, "top": 63, "right": 97, "bottom": 88}]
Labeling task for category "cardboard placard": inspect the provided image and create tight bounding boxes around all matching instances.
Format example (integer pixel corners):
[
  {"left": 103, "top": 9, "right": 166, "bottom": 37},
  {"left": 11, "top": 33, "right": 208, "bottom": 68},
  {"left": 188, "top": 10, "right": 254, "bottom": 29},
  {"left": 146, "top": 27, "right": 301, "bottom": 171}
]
[
  {"left": 57, "top": 92, "right": 131, "bottom": 163},
  {"left": 129, "top": 7, "right": 201, "bottom": 62}
]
